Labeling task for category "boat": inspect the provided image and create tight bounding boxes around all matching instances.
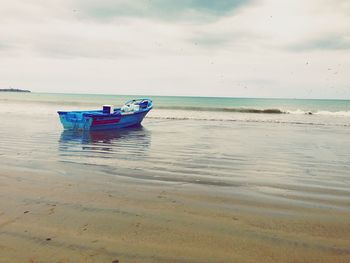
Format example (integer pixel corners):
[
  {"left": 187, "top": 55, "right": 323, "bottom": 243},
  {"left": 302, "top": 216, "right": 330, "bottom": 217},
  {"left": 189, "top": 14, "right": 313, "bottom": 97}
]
[{"left": 57, "top": 99, "right": 153, "bottom": 130}]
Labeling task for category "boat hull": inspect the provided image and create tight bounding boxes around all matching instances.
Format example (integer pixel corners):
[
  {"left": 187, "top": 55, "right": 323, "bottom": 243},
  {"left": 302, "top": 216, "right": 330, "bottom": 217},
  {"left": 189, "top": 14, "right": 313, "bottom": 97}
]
[
  {"left": 90, "top": 110, "right": 150, "bottom": 130},
  {"left": 58, "top": 109, "right": 150, "bottom": 130}
]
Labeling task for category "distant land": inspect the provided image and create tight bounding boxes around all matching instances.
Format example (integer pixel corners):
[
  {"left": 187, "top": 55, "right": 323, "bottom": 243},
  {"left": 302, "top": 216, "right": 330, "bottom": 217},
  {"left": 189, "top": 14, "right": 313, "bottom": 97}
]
[{"left": 0, "top": 88, "right": 31, "bottom": 93}]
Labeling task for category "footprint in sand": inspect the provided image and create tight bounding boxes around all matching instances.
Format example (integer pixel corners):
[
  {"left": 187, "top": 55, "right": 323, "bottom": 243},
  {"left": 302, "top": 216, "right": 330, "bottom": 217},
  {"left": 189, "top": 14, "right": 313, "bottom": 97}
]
[
  {"left": 48, "top": 204, "right": 56, "bottom": 215},
  {"left": 78, "top": 223, "right": 89, "bottom": 234}
]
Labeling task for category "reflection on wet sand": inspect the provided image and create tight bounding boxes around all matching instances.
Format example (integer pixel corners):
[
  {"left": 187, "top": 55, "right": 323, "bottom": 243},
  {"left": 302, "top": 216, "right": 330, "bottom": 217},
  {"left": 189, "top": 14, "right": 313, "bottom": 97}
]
[
  {"left": 60, "top": 125, "right": 150, "bottom": 146},
  {"left": 59, "top": 125, "right": 151, "bottom": 161}
]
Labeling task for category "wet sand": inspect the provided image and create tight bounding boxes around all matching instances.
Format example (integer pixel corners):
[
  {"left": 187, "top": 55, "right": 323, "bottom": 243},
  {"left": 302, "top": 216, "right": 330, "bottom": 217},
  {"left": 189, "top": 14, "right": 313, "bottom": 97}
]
[{"left": 1, "top": 166, "right": 349, "bottom": 263}]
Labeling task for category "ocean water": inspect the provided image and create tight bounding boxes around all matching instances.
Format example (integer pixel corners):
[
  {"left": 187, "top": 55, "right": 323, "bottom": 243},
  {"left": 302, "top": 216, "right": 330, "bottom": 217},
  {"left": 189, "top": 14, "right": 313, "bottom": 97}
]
[
  {"left": 2, "top": 92, "right": 350, "bottom": 113},
  {"left": 0, "top": 92, "right": 349, "bottom": 191}
]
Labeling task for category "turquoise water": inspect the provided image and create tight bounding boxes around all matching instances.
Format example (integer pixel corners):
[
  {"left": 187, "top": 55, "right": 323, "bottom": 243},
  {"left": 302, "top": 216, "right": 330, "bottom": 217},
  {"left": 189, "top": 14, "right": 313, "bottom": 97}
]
[
  {"left": 1, "top": 92, "right": 350, "bottom": 128},
  {"left": 2, "top": 92, "right": 350, "bottom": 113}
]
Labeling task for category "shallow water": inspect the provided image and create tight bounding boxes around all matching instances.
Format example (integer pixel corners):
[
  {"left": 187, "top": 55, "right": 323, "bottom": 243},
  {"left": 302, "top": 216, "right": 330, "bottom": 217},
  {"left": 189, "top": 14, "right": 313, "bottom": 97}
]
[
  {"left": 0, "top": 93, "right": 350, "bottom": 262},
  {"left": 1, "top": 98, "right": 349, "bottom": 197}
]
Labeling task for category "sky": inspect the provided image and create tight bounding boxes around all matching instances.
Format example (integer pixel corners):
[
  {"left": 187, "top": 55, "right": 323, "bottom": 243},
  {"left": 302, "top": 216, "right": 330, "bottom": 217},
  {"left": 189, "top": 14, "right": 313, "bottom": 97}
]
[{"left": 0, "top": 0, "right": 349, "bottom": 98}]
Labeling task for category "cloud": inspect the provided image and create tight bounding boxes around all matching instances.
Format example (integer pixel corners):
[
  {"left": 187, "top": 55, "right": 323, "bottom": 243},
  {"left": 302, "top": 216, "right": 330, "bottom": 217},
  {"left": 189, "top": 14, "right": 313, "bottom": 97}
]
[
  {"left": 290, "top": 35, "right": 350, "bottom": 51},
  {"left": 188, "top": 29, "right": 262, "bottom": 49},
  {"left": 0, "top": 0, "right": 349, "bottom": 98},
  {"left": 190, "top": 34, "right": 232, "bottom": 47},
  {"left": 73, "top": 0, "right": 254, "bottom": 21},
  {"left": 0, "top": 43, "right": 11, "bottom": 50},
  {"left": 0, "top": 0, "right": 257, "bottom": 60},
  {"left": 0, "top": 17, "right": 192, "bottom": 59}
]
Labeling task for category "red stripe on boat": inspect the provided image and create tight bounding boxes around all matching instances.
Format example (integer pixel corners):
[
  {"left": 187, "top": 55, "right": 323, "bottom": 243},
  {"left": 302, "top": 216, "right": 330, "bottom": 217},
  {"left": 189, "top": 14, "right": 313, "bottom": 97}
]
[{"left": 92, "top": 118, "right": 121, "bottom": 125}]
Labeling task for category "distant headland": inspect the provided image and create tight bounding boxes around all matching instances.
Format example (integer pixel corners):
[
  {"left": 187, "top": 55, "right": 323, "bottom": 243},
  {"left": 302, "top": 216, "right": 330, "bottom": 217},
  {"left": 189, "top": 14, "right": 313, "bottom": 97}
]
[{"left": 0, "top": 88, "right": 31, "bottom": 93}]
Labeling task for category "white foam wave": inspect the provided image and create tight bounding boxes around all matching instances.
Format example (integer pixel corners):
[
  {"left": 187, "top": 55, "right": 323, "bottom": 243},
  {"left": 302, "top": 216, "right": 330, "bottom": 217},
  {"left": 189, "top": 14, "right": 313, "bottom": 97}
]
[
  {"left": 315, "top": 111, "right": 350, "bottom": 117},
  {"left": 287, "top": 109, "right": 350, "bottom": 117}
]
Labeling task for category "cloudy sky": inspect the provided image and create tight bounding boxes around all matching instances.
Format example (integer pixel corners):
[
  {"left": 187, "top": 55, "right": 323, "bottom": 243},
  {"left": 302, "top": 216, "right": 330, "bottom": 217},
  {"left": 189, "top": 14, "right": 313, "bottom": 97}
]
[{"left": 0, "top": 0, "right": 349, "bottom": 98}]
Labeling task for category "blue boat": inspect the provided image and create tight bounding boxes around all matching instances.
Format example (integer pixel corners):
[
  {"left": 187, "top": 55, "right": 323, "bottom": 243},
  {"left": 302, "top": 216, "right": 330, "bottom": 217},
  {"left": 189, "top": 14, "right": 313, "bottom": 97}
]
[{"left": 58, "top": 99, "right": 153, "bottom": 130}]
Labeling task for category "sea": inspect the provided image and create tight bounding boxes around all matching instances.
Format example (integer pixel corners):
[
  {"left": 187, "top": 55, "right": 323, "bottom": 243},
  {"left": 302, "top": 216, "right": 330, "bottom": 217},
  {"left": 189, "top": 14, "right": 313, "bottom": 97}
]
[{"left": 0, "top": 92, "right": 349, "bottom": 204}]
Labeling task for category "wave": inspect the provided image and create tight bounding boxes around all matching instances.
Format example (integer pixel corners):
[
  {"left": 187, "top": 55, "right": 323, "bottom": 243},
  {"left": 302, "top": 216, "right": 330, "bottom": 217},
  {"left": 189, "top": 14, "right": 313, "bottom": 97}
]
[
  {"left": 148, "top": 116, "right": 350, "bottom": 127},
  {"left": 1, "top": 99, "right": 284, "bottom": 114},
  {"left": 287, "top": 110, "right": 350, "bottom": 116},
  {"left": 2, "top": 97, "right": 350, "bottom": 117},
  {"left": 156, "top": 106, "right": 350, "bottom": 116},
  {"left": 156, "top": 106, "right": 285, "bottom": 114},
  {"left": 313, "top": 110, "right": 350, "bottom": 117}
]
